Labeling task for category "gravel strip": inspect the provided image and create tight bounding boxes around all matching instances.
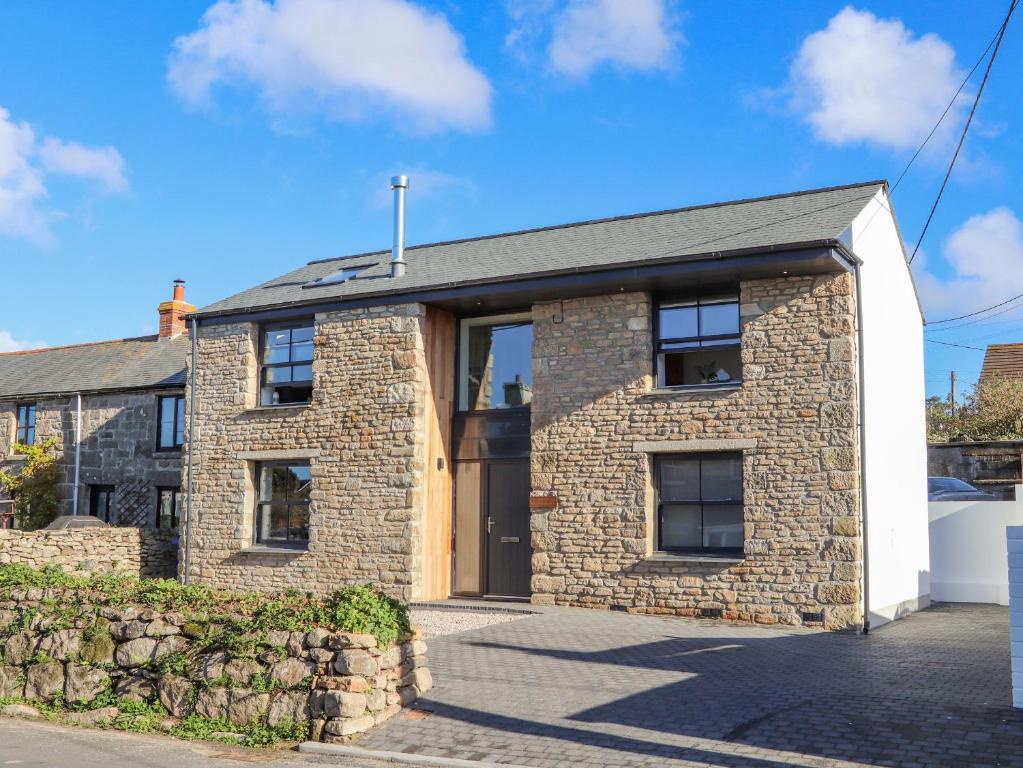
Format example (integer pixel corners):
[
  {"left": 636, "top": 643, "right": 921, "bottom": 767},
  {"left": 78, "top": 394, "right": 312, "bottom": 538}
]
[{"left": 411, "top": 609, "right": 526, "bottom": 638}]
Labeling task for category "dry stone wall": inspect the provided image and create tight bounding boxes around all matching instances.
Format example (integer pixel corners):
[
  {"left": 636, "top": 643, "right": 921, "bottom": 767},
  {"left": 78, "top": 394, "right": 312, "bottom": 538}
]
[
  {"left": 0, "top": 590, "right": 430, "bottom": 742},
  {"left": 0, "top": 389, "right": 184, "bottom": 525},
  {"left": 184, "top": 304, "right": 430, "bottom": 601},
  {"left": 0, "top": 529, "right": 176, "bottom": 579},
  {"left": 530, "top": 275, "right": 863, "bottom": 629}
]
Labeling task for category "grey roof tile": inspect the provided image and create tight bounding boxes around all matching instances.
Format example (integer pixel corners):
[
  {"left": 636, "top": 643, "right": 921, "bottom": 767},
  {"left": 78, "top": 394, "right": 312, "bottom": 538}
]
[
  {"left": 0, "top": 335, "right": 189, "bottom": 400},
  {"left": 197, "top": 180, "right": 883, "bottom": 317}
]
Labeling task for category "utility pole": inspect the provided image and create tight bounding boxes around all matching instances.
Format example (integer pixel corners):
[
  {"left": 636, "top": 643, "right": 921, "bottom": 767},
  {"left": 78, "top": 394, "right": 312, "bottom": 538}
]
[{"left": 950, "top": 370, "right": 957, "bottom": 408}]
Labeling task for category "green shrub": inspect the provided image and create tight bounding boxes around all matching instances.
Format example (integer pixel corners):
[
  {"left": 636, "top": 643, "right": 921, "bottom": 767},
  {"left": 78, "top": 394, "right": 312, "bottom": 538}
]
[{"left": 0, "top": 563, "right": 411, "bottom": 648}]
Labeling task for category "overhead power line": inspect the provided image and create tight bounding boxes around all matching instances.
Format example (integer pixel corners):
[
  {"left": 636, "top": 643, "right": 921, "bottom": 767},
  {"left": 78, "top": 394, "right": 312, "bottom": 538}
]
[
  {"left": 908, "top": 0, "right": 1018, "bottom": 265},
  {"left": 925, "top": 338, "right": 987, "bottom": 351},
  {"left": 926, "top": 292, "right": 1023, "bottom": 325}
]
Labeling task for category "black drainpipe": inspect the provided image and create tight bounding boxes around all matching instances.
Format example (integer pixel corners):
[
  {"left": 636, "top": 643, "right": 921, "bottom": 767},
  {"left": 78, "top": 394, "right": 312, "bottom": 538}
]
[
  {"left": 183, "top": 316, "right": 198, "bottom": 585},
  {"left": 854, "top": 263, "right": 871, "bottom": 634}
]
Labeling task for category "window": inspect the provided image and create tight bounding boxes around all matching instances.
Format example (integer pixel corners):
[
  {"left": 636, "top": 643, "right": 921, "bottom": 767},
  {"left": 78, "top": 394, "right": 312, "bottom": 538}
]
[
  {"left": 260, "top": 322, "right": 314, "bottom": 406},
  {"left": 458, "top": 314, "right": 533, "bottom": 411},
  {"left": 156, "top": 487, "right": 181, "bottom": 529},
  {"left": 655, "top": 453, "right": 744, "bottom": 556},
  {"left": 90, "top": 485, "right": 116, "bottom": 524},
  {"left": 15, "top": 403, "right": 35, "bottom": 445},
  {"left": 656, "top": 295, "right": 741, "bottom": 387},
  {"left": 255, "top": 462, "right": 311, "bottom": 547},
  {"left": 157, "top": 395, "right": 185, "bottom": 450}
]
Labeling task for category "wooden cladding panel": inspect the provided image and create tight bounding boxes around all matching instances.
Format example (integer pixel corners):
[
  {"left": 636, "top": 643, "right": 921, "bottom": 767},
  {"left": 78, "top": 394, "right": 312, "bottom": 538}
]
[{"left": 421, "top": 307, "right": 456, "bottom": 600}]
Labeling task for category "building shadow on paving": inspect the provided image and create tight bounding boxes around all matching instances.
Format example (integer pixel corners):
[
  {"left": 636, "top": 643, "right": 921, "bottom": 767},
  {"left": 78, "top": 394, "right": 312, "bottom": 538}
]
[{"left": 406, "top": 605, "right": 1023, "bottom": 768}]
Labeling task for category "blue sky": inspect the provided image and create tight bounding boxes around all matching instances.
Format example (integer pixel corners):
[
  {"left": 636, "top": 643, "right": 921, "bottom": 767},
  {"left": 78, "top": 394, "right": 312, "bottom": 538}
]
[{"left": 0, "top": 1, "right": 1019, "bottom": 400}]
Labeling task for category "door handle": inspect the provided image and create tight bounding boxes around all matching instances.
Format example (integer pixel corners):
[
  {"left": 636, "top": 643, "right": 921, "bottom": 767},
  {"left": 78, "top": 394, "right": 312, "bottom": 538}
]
[{"left": 487, "top": 516, "right": 495, "bottom": 534}]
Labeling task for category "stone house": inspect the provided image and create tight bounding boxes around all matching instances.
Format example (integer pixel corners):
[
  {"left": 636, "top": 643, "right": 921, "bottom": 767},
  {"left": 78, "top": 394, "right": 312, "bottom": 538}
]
[
  {"left": 0, "top": 283, "right": 193, "bottom": 530},
  {"left": 182, "top": 180, "right": 928, "bottom": 631}
]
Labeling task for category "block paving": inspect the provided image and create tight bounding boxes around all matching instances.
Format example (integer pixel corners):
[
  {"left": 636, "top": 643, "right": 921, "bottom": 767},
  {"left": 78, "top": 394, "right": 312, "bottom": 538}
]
[{"left": 358, "top": 602, "right": 1023, "bottom": 767}]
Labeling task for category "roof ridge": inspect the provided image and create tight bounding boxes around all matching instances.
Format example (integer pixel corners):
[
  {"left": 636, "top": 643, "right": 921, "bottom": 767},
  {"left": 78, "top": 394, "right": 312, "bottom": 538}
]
[
  {"left": 0, "top": 334, "right": 163, "bottom": 358},
  {"left": 307, "top": 179, "right": 888, "bottom": 266}
]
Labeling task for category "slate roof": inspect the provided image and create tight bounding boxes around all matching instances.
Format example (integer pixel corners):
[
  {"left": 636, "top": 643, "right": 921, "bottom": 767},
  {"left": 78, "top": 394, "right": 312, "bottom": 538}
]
[
  {"left": 980, "top": 343, "right": 1023, "bottom": 383},
  {"left": 0, "top": 335, "right": 189, "bottom": 400},
  {"left": 197, "top": 180, "right": 885, "bottom": 318}
]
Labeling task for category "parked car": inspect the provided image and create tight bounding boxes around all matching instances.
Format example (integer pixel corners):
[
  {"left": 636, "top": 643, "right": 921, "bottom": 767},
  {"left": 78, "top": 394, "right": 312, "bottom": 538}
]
[
  {"left": 44, "top": 515, "right": 109, "bottom": 530},
  {"left": 927, "top": 477, "right": 997, "bottom": 501}
]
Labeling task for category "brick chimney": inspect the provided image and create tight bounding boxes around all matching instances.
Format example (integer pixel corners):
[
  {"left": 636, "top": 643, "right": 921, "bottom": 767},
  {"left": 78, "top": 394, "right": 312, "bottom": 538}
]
[{"left": 158, "top": 280, "right": 195, "bottom": 339}]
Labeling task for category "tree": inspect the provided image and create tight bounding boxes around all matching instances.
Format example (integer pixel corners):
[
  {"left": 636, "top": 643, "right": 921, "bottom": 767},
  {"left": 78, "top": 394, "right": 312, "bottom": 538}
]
[
  {"left": 926, "top": 378, "right": 1023, "bottom": 443},
  {"left": 0, "top": 437, "right": 61, "bottom": 530}
]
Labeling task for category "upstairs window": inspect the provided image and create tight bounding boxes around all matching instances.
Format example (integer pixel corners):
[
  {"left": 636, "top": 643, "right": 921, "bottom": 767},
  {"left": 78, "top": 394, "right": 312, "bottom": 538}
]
[
  {"left": 458, "top": 314, "right": 533, "bottom": 411},
  {"left": 15, "top": 403, "right": 35, "bottom": 445},
  {"left": 255, "top": 461, "right": 311, "bottom": 548},
  {"left": 260, "top": 322, "right": 314, "bottom": 406},
  {"left": 656, "top": 453, "right": 744, "bottom": 556},
  {"left": 656, "top": 295, "right": 741, "bottom": 387},
  {"left": 157, "top": 395, "right": 185, "bottom": 450}
]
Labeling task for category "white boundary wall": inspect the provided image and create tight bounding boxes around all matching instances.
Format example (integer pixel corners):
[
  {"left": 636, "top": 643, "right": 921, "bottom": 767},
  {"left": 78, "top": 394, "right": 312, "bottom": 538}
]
[
  {"left": 929, "top": 488, "right": 1023, "bottom": 604},
  {"left": 850, "top": 190, "right": 930, "bottom": 627},
  {"left": 1009, "top": 526, "right": 1022, "bottom": 709}
]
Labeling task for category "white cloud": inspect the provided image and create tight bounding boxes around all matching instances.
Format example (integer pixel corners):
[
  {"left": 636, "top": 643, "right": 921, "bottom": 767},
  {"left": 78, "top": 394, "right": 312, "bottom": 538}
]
[
  {"left": 168, "top": 0, "right": 493, "bottom": 133},
  {"left": 788, "top": 7, "right": 965, "bottom": 150},
  {"left": 550, "top": 0, "right": 678, "bottom": 77},
  {"left": 0, "top": 330, "right": 47, "bottom": 353},
  {"left": 38, "top": 138, "right": 128, "bottom": 194},
  {"left": 915, "top": 208, "right": 1023, "bottom": 319},
  {"left": 0, "top": 106, "right": 128, "bottom": 245},
  {"left": 505, "top": 0, "right": 680, "bottom": 78}
]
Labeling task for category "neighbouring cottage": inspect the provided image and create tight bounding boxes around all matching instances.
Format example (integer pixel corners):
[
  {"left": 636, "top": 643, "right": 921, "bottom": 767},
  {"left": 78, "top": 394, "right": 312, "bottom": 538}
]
[
  {"left": 181, "top": 179, "right": 929, "bottom": 632},
  {"left": 0, "top": 282, "right": 192, "bottom": 533}
]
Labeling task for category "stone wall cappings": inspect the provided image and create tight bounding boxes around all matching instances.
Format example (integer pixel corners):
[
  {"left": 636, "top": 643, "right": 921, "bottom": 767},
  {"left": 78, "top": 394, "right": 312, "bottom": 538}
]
[
  {"left": 529, "top": 275, "right": 863, "bottom": 629},
  {"left": 0, "top": 591, "right": 429, "bottom": 742},
  {"left": 183, "top": 304, "right": 430, "bottom": 601},
  {"left": 0, "top": 388, "right": 184, "bottom": 525},
  {"left": 0, "top": 528, "right": 176, "bottom": 579}
]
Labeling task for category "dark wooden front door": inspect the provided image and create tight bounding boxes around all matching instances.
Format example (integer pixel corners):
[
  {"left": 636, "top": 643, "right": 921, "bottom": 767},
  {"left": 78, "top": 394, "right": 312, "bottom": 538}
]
[{"left": 485, "top": 460, "right": 532, "bottom": 597}]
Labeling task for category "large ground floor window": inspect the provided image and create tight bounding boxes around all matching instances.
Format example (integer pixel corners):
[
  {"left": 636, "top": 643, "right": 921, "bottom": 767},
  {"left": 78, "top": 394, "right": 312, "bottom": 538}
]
[
  {"left": 656, "top": 452, "right": 744, "bottom": 556},
  {"left": 254, "top": 461, "right": 311, "bottom": 548}
]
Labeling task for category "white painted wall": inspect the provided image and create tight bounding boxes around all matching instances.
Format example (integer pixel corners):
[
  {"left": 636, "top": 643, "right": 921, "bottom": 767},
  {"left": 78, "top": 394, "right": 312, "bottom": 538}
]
[
  {"left": 849, "top": 190, "right": 931, "bottom": 628},
  {"left": 1008, "top": 526, "right": 1023, "bottom": 708},
  {"left": 930, "top": 490, "right": 1023, "bottom": 604}
]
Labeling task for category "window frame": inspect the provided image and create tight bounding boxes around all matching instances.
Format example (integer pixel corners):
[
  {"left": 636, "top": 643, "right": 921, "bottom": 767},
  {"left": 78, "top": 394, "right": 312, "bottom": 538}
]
[
  {"left": 457, "top": 312, "right": 534, "bottom": 413},
  {"left": 90, "top": 484, "right": 116, "bottom": 524},
  {"left": 654, "top": 293, "right": 742, "bottom": 388},
  {"left": 258, "top": 320, "right": 315, "bottom": 407},
  {"left": 156, "top": 486, "right": 181, "bottom": 530},
  {"left": 654, "top": 452, "right": 745, "bottom": 557},
  {"left": 156, "top": 394, "right": 185, "bottom": 451},
  {"left": 253, "top": 460, "right": 311, "bottom": 549},
  {"left": 15, "top": 402, "right": 36, "bottom": 445}
]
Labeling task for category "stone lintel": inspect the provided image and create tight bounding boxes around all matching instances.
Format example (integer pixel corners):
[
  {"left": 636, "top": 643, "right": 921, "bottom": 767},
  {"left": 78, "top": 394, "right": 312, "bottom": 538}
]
[
  {"left": 632, "top": 438, "right": 757, "bottom": 453},
  {"left": 237, "top": 449, "right": 320, "bottom": 461}
]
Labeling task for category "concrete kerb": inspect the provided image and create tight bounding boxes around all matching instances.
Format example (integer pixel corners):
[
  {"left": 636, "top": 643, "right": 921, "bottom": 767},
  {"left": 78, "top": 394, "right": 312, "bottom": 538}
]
[{"left": 298, "top": 741, "right": 538, "bottom": 768}]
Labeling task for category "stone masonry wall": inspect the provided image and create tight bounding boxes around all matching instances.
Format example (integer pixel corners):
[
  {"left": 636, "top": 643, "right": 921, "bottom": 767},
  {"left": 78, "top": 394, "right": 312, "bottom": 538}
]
[
  {"left": 0, "top": 389, "right": 184, "bottom": 525},
  {"left": 530, "top": 275, "right": 862, "bottom": 629},
  {"left": 184, "top": 304, "right": 430, "bottom": 601},
  {"left": 0, "top": 592, "right": 430, "bottom": 742},
  {"left": 0, "top": 528, "right": 177, "bottom": 579}
]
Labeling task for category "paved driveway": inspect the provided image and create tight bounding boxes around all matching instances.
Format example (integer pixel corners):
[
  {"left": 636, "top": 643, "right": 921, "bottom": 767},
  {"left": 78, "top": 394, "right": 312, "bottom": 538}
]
[{"left": 358, "top": 602, "right": 1023, "bottom": 768}]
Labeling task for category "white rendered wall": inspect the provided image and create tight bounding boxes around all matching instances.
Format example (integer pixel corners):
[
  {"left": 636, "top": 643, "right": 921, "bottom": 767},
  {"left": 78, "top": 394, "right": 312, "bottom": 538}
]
[
  {"left": 930, "top": 491, "right": 1023, "bottom": 604},
  {"left": 1009, "top": 526, "right": 1023, "bottom": 708},
  {"left": 849, "top": 190, "right": 931, "bottom": 628}
]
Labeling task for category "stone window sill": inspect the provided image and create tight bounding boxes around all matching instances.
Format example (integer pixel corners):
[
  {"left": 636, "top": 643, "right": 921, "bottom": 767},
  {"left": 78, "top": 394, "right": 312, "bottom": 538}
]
[
  {"left": 238, "top": 545, "right": 308, "bottom": 555},
  {"left": 643, "top": 381, "right": 743, "bottom": 397},
  {"left": 3, "top": 454, "right": 27, "bottom": 462},
  {"left": 643, "top": 553, "right": 745, "bottom": 565},
  {"left": 243, "top": 403, "right": 311, "bottom": 415}
]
